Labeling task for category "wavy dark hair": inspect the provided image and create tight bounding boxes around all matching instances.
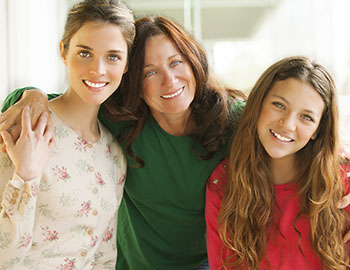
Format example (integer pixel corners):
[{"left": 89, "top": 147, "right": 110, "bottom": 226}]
[
  {"left": 105, "top": 16, "right": 246, "bottom": 167},
  {"left": 218, "top": 56, "right": 350, "bottom": 269}
]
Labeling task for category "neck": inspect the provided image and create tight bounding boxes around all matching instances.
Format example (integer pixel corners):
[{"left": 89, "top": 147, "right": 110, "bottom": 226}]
[
  {"left": 151, "top": 110, "right": 193, "bottom": 136},
  {"left": 49, "top": 90, "right": 100, "bottom": 142},
  {"left": 269, "top": 155, "right": 297, "bottom": 185}
]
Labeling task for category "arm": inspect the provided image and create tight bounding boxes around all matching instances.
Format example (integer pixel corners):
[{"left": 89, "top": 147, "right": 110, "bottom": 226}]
[
  {"left": 94, "top": 148, "right": 127, "bottom": 270},
  {"left": 93, "top": 214, "right": 118, "bottom": 270},
  {"left": 205, "top": 161, "right": 228, "bottom": 270},
  {"left": 338, "top": 161, "right": 350, "bottom": 243},
  {"left": 0, "top": 108, "right": 54, "bottom": 265},
  {"left": 0, "top": 87, "right": 58, "bottom": 151}
]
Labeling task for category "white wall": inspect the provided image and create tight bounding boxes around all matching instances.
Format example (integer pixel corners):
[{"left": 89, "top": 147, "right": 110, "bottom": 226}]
[{"left": 0, "top": 0, "right": 68, "bottom": 101}]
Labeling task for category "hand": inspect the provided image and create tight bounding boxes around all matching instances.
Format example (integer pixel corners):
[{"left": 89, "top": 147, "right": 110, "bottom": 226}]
[
  {"left": 337, "top": 193, "right": 350, "bottom": 242},
  {"left": 0, "top": 89, "right": 49, "bottom": 153},
  {"left": 0, "top": 106, "right": 55, "bottom": 181}
]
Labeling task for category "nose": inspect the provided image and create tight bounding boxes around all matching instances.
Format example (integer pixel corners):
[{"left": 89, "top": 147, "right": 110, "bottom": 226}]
[
  {"left": 88, "top": 58, "right": 106, "bottom": 77},
  {"left": 279, "top": 113, "right": 296, "bottom": 131},
  {"left": 162, "top": 69, "right": 178, "bottom": 87}
]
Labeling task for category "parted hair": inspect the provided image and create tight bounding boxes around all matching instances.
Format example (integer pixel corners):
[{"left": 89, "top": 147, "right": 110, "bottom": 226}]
[
  {"left": 61, "top": 0, "right": 135, "bottom": 57},
  {"left": 105, "top": 16, "right": 246, "bottom": 167},
  {"left": 218, "top": 56, "right": 350, "bottom": 269}
]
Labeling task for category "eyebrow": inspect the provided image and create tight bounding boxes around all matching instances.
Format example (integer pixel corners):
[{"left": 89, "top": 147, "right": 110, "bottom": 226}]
[
  {"left": 76, "top": 44, "right": 126, "bottom": 54},
  {"left": 144, "top": 53, "right": 179, "bottom": 68},
  {"left": 272, "top": 94, "right": 319, "bottom": 116}
]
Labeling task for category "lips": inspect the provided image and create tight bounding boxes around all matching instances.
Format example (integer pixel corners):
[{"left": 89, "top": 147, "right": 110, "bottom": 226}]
[
  {"left": 161, "top": 87, "right": 184, "bottom": 99},
  {"left": 83, "top": 80, "right": 108, "bottom": 88},
  {"left": 270, "top": 129, "right": 293, "bottom": 142}
]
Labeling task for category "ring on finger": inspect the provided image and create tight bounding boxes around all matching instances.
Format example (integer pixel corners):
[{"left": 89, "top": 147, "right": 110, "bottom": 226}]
[{"left": 8, "top": 123, "right": 16, "bottom": 133}]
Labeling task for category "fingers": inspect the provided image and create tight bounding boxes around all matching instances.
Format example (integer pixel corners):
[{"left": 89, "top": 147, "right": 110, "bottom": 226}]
[
  {"left": 0, "top": 113, "right": 7, "bottom": 124},
  {"left": 34, "top": 111, "right": 49, "bottom": 135},
  {"left": 0, "top": 109, "right": 22, "bottom": 144},
  {"left": 7, "top": 124, "right": 21, "bottom": 142},
  {"left": 21, "top": 106, "right": 31, "bottom": 133},
  {"left": 0, "top": 144, "right": 6, "bottom": 154},
  {"left": 0, "top": 105, "right": 22, "bottom": 143},
  {"left": 337, "top": 193, "right": 350, "bottom": 209},
  {"left": 343, "top": 230, "right": 350, "bottom": 243},
  {"left": 0, "top": 115, "right": 13, "bottom": 144},
  {"left": 43, "top": 113, "right": 54, "bottom": 142},
  {"left": 48, "top": 138, "right": 56, "bottom": 153},
  {"left": 0, "top": 131, "right": 15, "bottom": 152}
]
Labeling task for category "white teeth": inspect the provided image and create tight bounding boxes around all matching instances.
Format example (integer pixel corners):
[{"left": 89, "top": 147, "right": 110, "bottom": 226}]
[
  {"left": 271, "top": 130, "right": 292, "bottom": 142},
  {"left": 84, "top": 80, "right": 107, "bottom": 88},
  {"left": 161, "top": 87, "right": 184, "bottom": 99}
]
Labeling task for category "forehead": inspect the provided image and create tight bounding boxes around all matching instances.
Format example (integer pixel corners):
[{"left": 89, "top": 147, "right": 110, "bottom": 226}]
[
  {"left": 69, "top": 21, "right": 128, "bottom": 50},
  {"left": 265, "top": 78, "right": 325, "bottom": 112},
  {"left": 144, "top": 35, "right": 179, "bottom": 60}
]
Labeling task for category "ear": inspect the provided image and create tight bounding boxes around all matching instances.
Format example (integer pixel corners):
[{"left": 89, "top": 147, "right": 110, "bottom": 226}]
[
  {"left": 59, "top": 41, "right": 67, "bottom": 65},
  {"left": 140, "top": 90, "right": 144, "bottom": 99},
  {"left": 311, "top": 132, "right": 318, "bottom": 140},
  {"left": 123, "top": 63, "right": 128, "bottom": 74}
]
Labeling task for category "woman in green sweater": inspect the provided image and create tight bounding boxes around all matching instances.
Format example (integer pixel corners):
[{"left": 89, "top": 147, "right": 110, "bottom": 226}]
[{"left": 0, "top": 16, "right": 246, "bottom": 269}]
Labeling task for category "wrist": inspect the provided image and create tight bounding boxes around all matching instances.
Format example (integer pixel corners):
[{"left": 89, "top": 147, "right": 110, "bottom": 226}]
[{"left": 15, "top": 169, "right": 41, "bottom": 182}]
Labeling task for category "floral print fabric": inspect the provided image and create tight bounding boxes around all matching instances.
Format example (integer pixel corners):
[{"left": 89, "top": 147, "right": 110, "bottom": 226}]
[{"left": 0, "top": 112, "right": 126, "bottom": 270}]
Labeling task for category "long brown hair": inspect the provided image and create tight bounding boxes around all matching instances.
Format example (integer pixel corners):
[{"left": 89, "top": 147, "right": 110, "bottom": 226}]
[
  {"left": 105, "top": 16, "right": 245, "bottom": 166},
  {"left": 218, "top": 56, "right": 349, "bottom": 269}
]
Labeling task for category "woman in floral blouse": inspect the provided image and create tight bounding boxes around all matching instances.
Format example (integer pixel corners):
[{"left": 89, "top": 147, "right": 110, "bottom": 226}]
[{"left": 0, "top": 0, "right": 134, "bottom": 269}]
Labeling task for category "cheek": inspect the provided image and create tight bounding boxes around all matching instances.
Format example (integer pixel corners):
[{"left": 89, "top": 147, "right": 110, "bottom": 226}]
[
  {"left": 140, "top": 86, "right": 154, "bottom": 107},
  {"left": 257, "top": 107, "right": 272, "bottom": 126},
  {"left": 110, "top": 66, "right": 126, "bottom": 83},
  {"left": 301, "top": 126, "right": 319, "bottom": 141},
  {"left": 141, "top": 79, "right": 157, "bottom": 100},
  {"left": 67, "top": 59, "right": 86, "bottom": 76}
]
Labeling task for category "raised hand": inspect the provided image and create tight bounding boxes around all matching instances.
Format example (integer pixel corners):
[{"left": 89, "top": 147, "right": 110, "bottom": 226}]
[
  {"left": 0, "top": 89, "right": 49, "bottom": 153},
  {"left": 0, "top": 106, "right": 55, "bottom": 182}
]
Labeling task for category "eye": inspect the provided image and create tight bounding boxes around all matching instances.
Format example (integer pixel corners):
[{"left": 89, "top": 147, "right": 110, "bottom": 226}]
[
  {"left": 301, "top": 114, "right": 314, "bottom": 122},
  {"left": 272, "top": 101, "right": 285, "bottom": 110},
  {"left": 170, "top": 60, "right": 181, "bottom": 67},
  {"left": 144, "top": 70, "right": 156, "bottom": 77},
  {"left": 108, "top": 54, "right": 121, "bottom": 62},
  {"left": 78, "top": 51, "right": 90, "bottom": 58}
]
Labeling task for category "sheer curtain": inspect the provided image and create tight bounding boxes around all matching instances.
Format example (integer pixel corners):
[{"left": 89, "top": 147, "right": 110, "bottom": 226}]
[{"left": 0, "top": 0, "right": 68, "bottom": 101}]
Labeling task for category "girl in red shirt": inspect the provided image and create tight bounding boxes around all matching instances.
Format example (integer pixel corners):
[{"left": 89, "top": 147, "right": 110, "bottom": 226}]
[{"left": 206, "top": 56, "right": 350, "bottom": 270}]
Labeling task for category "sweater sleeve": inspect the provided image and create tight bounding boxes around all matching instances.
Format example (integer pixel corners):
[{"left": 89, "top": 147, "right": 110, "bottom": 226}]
[
  {"left": 205, "top": 160, "right": 228, "bottom": 270},
  {"left": 1, "top": 87, "right": 60, "bottom": 113},
  {"left": 0, "top": 169, "right": 41, "bottom": 267}
]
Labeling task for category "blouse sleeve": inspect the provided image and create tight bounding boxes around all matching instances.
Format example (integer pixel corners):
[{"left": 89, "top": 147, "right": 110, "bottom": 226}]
[
  {"left": 0, "top": 157, "right": 41, "bottom": 266},
  {"left": 205, "top": 160, "right": 228, "bottom": 270}
]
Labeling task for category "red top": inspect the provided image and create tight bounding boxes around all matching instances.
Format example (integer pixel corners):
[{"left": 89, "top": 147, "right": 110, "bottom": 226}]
[{"left": 205, "top": 160, "right": 350, "bottom": 270}]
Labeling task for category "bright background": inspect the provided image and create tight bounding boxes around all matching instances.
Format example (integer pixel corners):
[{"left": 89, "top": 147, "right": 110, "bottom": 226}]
[{"left": 0, "top": 0, "right": 349, "bottom": 142}]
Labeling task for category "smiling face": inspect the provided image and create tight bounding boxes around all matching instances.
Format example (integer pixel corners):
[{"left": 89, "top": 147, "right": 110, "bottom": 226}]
[
  {"left": 141, "top": 34, "right": 196, "bottom": 122},
  {"left": 60, "top": 21, "right": 128, "bottom": 106},
  {"left": 257, "top": 78, "right": 325, "bottom": 163}
]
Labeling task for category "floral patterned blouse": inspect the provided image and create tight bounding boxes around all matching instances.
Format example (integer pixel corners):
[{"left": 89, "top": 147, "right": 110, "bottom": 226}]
[{"left": 0, "top": 112, "right": 126, "bottom": 270}]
